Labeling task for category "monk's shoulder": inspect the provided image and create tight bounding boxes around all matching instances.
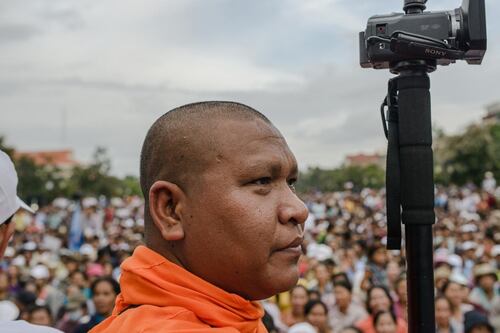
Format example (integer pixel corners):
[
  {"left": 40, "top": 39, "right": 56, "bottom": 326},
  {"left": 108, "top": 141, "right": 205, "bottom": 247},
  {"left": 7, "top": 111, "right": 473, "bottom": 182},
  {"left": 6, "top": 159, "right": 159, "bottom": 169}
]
[{"left": 90, "top": 305, "right": 238, "bottom": 333}]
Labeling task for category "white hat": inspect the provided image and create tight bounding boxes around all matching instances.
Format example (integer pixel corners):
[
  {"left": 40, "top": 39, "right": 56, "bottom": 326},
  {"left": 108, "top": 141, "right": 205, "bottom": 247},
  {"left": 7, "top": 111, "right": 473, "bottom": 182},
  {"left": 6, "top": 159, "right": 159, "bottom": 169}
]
[
  {"left": 492, "top": 245, "right": 500, "bottom": 257},
  {"left": 80, "top": 243, "right": 96, "bottom": 258},
  {"left": 11, "top": 255, "right": 26, "bottom": 267},
  {"left": 0, "top": 300, "right": 20, "bottom": 321},
  {"left": 82, "top": 197, "right": 98, "bottom": 208},
  {"left": 461, "top": 224, "right": 478, "bottom": 233},
  {"left": 22, "top": 241, "right": 37, "bottom": 251},
  {"left": 449, "top": 272, "right": 469, "bottom": 286},
  {"left": 462, "top": 241, "right": 477, "bottom": 252},
  {"left": 447, "top": 254, "right": 463, "bottom": 268},
  {"left": 30, "top": 264, "right": 50, "bottom": 280},
  {"left": 0, "top": 150, "right": 34, "bottom": 224}
]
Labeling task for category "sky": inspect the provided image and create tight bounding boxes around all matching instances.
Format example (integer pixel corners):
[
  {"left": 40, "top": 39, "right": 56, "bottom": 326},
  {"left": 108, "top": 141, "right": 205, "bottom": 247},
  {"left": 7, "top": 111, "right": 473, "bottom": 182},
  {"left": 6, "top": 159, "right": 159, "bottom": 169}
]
[{"left": 1, "top": 0, "right": 498, "bottom": 176}]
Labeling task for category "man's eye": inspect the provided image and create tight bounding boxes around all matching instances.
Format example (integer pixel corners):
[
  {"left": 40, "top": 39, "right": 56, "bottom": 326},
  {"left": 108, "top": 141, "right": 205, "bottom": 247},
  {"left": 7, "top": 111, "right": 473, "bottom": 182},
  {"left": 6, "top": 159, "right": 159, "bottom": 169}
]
[
  {"left": 252, "top": 177, "right": 272, "bottom": 185},
  {"left": 288, "top": 178, "right": 297, "bottom": 191}
]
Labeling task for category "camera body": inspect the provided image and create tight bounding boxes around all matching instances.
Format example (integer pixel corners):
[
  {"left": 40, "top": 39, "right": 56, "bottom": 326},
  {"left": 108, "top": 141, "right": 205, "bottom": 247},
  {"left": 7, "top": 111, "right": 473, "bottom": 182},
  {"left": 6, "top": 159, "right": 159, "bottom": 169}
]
[{"left": 359, "top": 0, "right": 486, "bottom": 69}]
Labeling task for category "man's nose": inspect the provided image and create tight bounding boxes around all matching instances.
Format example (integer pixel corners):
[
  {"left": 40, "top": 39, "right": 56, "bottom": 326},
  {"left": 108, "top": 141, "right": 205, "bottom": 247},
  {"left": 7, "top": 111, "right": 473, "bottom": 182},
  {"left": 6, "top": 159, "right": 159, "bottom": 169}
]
[{"left": 278, "top": 188, "right": 309, "bottom": 226}]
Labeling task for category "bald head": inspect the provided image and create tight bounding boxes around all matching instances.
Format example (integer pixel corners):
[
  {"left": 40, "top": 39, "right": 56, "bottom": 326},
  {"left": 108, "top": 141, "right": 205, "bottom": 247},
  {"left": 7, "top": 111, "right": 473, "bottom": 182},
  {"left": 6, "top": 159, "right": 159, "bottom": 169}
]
[{"left": 140, "top": 101, "right": 271, "bottom": 210}]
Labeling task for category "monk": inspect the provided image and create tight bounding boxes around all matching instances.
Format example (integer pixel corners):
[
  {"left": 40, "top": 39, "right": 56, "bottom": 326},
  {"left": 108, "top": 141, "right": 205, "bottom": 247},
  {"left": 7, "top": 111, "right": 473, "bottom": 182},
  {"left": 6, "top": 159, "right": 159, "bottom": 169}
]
[{"left": 90, "top": 101, "right": 309, "bottom": 332}]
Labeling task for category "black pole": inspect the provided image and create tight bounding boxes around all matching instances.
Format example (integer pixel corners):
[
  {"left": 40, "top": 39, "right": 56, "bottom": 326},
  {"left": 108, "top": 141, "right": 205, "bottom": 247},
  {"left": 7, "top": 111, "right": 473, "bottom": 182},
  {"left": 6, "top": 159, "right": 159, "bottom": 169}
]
[{"left": 392, "top": 60, "right": 436, "bottom": 333}]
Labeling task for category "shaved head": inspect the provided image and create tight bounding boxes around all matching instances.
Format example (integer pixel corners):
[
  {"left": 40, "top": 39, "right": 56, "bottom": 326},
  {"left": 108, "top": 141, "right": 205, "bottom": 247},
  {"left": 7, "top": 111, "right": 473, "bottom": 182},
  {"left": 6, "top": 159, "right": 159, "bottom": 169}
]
[
  {"left": 138, "top": 101, "right": 308, "bottom": 300},
  {"left": 140, "top": 101, "right": 271, "bottom": 232}
]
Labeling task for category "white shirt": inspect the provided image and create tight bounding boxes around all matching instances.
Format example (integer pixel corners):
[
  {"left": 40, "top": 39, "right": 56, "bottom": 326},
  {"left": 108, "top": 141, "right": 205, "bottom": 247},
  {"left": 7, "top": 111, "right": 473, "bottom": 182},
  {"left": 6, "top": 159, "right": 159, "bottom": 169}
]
[{"left": 0, "top": 320, "right": 63, "bottom": 333}]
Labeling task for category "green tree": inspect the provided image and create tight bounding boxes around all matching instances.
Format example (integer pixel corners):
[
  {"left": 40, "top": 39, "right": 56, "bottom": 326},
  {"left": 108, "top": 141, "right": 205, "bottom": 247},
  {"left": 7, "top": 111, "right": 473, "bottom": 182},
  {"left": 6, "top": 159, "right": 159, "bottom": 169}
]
[
  {"left": 297, "top": 164, "right": 385, "bottom": 192},
  {"left": 434, "top": 123, "right": 500, "bottom": 185}
]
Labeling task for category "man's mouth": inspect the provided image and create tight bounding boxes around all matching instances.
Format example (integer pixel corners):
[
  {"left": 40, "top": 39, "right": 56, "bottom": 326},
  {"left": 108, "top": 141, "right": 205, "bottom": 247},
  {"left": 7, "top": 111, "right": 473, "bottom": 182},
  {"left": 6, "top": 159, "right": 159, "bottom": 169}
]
[{"left": 276, "top": 236, "right": 304, "bottom": 255}]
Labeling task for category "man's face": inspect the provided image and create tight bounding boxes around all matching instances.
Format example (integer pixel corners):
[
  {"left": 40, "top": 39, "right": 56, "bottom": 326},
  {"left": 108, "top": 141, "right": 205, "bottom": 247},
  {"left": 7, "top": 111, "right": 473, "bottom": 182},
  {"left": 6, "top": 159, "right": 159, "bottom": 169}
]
[{"left": 178, "top": 118, "right": 308, "bottom": 300}]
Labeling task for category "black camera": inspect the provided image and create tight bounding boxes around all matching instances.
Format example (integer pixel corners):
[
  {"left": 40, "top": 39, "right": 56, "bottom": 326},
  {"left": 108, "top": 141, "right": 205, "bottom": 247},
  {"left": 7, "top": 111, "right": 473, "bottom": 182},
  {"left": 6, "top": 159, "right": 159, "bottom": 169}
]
[{"left": 359, "top": 0, "right": 487, "bottom": 69}]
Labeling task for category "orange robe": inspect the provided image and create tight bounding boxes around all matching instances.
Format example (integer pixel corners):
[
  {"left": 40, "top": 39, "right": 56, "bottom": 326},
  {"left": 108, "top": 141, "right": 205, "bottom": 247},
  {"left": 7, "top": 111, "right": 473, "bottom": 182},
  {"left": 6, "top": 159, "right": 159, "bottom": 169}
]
[{"left": 90, "top": 246, "right": 268, "bottom": 333}]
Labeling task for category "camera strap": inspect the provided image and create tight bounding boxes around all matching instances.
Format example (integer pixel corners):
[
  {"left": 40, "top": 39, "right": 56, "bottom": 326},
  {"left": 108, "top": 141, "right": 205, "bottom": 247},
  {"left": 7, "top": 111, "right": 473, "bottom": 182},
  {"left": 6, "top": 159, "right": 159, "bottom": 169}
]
[{"left": 381, "top": 78, "right": 402, "bottom": 250}]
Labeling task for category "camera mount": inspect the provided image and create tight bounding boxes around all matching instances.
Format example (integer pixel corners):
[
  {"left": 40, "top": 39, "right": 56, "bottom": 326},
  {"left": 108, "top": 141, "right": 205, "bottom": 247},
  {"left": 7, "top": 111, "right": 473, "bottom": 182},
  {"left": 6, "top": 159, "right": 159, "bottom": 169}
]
[{"left": 360, "top": 1, "right": 486, "bottom": 332}]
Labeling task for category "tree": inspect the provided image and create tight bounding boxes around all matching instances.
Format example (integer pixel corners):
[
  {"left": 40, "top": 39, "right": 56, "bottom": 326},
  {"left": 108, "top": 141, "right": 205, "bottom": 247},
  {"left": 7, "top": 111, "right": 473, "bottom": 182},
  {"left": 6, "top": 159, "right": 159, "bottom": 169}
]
[
  {"left": 69, "top": 147, "right": 120, "bottom": 197},
  {"left": 434, "top": 123, "right": 500, "bottom": 185},
  {"left": 0, "top": 136, "right": 15, "bottom": 158},
  {"left": 297, "top": 164, "right": 385, "bottom": 192}
]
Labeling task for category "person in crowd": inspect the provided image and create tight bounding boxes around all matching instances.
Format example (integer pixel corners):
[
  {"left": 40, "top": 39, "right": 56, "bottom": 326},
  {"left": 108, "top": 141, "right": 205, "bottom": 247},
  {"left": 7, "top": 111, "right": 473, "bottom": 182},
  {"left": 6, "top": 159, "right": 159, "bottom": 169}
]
[
  {"left": 305, "top": 300, "right": 331, "bottom": 333},
  {"left": 392, "top": 276, "right": 407, "bottom": 321},
  {"left": 0, "top": 149, "right": 62, "bottom": 333},
  {"left": 435, "top": 295, "right": 457, "bottom": 333},
  {"left": 373, "top": 310, "right": 398, "bottom": 333},
  {"left": 329, "top": 280, "right": 367, "bottom": 333},
  {"left": 28, "top": 305, "right": 54, "bottom": 327},
  {"left": 91, "top": 102, "right": 309, "bottom": 332},
  {"left": 282, "top": 285, "right": 310, "bottom": 327},
  {"left": 55, "top": 284, "right": 88, "bottom": 333},
  {"left": 468, "top": 263, "right": 499, "bottom": 314},
  {"left": 385, "top": 261, "right": 401, "bottom": 296},
  {"left": 288, "top": 299, "right": 331, "bottom": 333},
  {"left": 442, "top": 278, "right": 475, "bottom": 332},
  {"left": 463, "top": 310, "right": 495, "bottom": 333},
  {"left": 73, "top": 277, "right": 120, "bottom": 333},
  {"left": 310, "top": 262, "right": 335, "bottom": 308},
  {"left": 14, "top": 290, "right": 37, "bottom": 321},
  {"left": 364, "top": 245, "right": 389, "bottom": 289},
  {"left": 355, "top": 286, "right": 407, "bottom": 333}
]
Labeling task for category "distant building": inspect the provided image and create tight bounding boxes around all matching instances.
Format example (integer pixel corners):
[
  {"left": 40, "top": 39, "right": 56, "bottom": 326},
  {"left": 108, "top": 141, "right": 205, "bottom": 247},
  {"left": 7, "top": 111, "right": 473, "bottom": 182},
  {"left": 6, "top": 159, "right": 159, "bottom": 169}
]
[
  {"left": 344, "top": 153, "right": 385, "bottom": 169},
  {"left": 483, "top": 102, "right": 500, "bottom": 125},
  {"left": 15, "top": 149, "right": 79, "bottom": 173}
]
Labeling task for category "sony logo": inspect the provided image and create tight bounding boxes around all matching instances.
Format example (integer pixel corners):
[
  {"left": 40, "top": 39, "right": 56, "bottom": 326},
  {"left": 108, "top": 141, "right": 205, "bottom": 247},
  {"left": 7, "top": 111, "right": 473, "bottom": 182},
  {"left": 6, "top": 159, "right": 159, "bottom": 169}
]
[{"left": 425, "top": 48, "right": 446, "bottom": 57}]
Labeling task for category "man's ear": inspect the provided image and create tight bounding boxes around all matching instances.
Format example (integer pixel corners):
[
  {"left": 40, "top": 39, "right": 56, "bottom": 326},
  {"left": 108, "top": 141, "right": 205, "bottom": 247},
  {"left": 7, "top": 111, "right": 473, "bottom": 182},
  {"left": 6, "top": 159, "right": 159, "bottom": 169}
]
[{"left": 149, "top": 181, "right": 186, "bottom": 241}]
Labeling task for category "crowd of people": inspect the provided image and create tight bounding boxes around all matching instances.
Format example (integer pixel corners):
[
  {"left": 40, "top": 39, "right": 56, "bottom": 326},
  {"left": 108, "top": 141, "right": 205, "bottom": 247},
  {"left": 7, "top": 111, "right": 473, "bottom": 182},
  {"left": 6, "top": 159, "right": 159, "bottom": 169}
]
[{"left": 0, "top": 173, "right": 498, "bottom": 333}]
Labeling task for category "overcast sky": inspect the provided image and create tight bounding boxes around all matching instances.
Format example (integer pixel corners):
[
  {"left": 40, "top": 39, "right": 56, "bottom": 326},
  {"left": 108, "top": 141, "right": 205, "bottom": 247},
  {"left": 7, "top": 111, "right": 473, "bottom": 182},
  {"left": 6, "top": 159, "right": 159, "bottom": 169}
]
[{"left": 1, "top": 0, "right": 498, "bottom": 176}]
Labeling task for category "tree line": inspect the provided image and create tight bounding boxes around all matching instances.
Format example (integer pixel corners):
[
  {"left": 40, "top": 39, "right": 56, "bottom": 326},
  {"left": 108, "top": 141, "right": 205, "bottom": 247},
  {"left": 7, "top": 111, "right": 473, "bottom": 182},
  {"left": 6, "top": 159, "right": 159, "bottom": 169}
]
[
  {"left": 297, "top": 122, "right": 500, "bottom": 192},
  {"left": 0, "top": 137, "right": 141, "bottom": 205},
  {"left": 1, "top": 121, "right": 498, "bottom": 201}
]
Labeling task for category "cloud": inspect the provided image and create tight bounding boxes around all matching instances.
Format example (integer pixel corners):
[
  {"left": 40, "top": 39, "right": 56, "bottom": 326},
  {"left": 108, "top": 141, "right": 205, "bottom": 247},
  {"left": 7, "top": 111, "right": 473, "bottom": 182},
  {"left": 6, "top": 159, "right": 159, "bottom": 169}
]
[{"left": 0, "top": 0, "right": 497, "bottom": 176}]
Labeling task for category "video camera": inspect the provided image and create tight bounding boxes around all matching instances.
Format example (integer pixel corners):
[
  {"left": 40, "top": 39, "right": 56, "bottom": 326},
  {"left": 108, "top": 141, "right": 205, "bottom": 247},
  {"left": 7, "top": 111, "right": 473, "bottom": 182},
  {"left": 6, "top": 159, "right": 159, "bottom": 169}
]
[{"left": 359, "top": 0, "right": 486, "bottom": 70}]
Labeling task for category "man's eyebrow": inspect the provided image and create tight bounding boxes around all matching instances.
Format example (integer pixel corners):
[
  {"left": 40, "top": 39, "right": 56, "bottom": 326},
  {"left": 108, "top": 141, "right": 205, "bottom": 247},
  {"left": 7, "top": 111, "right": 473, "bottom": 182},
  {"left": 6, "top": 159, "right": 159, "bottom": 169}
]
[{"left": 241, "top": 160, "right": 298, "bottom": 177}]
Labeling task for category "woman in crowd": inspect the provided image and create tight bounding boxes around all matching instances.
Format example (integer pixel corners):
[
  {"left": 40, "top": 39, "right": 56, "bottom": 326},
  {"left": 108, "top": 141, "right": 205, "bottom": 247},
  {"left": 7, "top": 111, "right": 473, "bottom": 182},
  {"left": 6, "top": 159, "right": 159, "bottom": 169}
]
[
  {"left": 355, "top": 286, "right": 407, "bottom": 333},
  {"left": 441, "top": 279, "right": 474, "bottom": 333},
  {"left": 373, "top": 310, "right": 398, "bottom": 333},
  {"left": 365, "top": 246, "right": 388, "bottom": 287},
  {"left": 310, "top": 262, "right": 335, "bottom": 309},
  {"left": 305, "top": 300, "right": 332, "bottom": 333},
  {"left": 435, "top": 296, "right": 457, "bottom": 333},
  {"left": 27, "top": 305, "right": 54, "bottom": 327},
  {"left": 392, "top": 276, "right": 407, "bottom": 321},
  {"left": 289, "top": 300, "right": 331, "bottom": 333},
  {"left": 282, "top": 285, "right": 310, "bottom": 327},
  {"left": 73, "top": 277, "right": 120, "bottom": 333}
]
